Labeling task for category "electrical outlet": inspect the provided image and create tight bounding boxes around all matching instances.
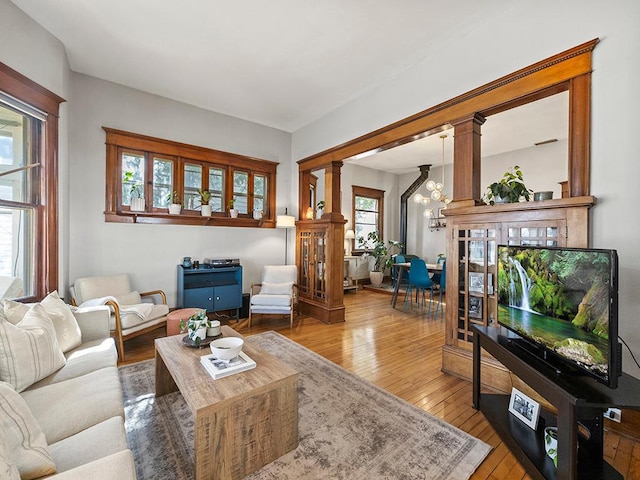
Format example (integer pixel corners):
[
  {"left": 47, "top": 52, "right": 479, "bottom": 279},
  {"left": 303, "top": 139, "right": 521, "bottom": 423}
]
[{"left": 605, "top": 408, "right": 621, "bottom": 423}]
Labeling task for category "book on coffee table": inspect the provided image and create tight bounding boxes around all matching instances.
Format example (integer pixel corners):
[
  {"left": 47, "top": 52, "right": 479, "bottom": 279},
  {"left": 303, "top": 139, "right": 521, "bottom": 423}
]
[{"left": 200, "top": 351, "right": 257, "bottom": 379}]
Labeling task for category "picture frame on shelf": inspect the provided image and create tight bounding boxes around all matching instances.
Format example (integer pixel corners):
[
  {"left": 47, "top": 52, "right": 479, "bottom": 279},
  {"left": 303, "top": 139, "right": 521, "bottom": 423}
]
[
  {"left": 508, "top": 387, "right": 540, "bottom": 430},
  {"left": 468, "top": 296, "right": 483, "bottom": 319},
  {"left": 468, "top": 272, "right": 484, "bottom": 293}
]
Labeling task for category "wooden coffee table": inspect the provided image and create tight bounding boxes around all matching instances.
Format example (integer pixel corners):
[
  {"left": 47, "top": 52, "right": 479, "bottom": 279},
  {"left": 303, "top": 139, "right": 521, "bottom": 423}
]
[{"left": 155, "top": 326, "right": 299, "bottom": 480}]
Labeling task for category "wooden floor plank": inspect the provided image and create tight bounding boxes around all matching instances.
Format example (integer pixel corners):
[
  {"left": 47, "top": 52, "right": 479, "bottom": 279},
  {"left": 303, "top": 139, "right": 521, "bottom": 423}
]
[{"left": 120, "top": 289, "right": 637, "bottom": 479}]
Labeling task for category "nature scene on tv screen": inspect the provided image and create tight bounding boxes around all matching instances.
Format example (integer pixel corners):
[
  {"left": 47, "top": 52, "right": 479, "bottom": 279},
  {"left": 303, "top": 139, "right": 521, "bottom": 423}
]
[{"left": 497, "top": 247, "right": 612, "bottom": 379}]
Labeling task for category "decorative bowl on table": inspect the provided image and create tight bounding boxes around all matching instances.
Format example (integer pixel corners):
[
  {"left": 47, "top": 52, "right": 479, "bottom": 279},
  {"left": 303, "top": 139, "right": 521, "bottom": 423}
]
[{"left": 210, "top": 337, "right": 244, "bottom": 361}]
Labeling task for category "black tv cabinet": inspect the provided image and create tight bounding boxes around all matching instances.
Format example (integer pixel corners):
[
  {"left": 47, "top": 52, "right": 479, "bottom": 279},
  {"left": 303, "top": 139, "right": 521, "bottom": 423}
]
[{"left": 472, "top": 325, "right": 640, "bottom": 480}]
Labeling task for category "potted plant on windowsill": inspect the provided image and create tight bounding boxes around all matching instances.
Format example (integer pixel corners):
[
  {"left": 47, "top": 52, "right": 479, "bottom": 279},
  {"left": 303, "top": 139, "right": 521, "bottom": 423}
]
[
  {"left": 316, "top": 200, "right": 325, "bottom": 218},
  {"left": 167, "top": 191, "right": 182, "bottom": 214},
  {"left": 485, "top": 166, "right": 533, "bottom": 205},
  {"left": 357, "top": 231, "right": 402, "bottom": 287},
  {"left": 228, "top": 199, "right": 238, "bottom": 218},
  {"left": 198, "top": 189, "right": 212, "bottom": 216},
  {"left": 124, "top": 171, "right": 145, "bottom": 212}
]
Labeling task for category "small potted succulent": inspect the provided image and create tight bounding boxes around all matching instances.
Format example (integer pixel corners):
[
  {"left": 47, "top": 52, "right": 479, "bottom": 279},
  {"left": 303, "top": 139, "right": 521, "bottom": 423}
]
[
  {"left": 228, "top": 198, "right": 238, "bottom": 218},
  {"left": 316, "top": 200, "right": 325, "bottom": 218},
  {"left": 124, "top": 171, "right": 145, "bottom": 212},
  {"left": 198, "top": 189, "right": 212, "bottom": 216},
  {"left": 179, "top": 309, "right": 209, "bottom": 346},
  {"left": 485, "top": 166, "right": 533, "bottom": 205},
  {"left": 167, "top": 191, "right": 182, "bottom": 214}
]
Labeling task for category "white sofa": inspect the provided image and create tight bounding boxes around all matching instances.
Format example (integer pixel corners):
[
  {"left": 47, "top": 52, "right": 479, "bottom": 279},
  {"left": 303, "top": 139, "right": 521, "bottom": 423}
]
[{"left": 0, "top": 293, "right": 136, "bottom": 479}]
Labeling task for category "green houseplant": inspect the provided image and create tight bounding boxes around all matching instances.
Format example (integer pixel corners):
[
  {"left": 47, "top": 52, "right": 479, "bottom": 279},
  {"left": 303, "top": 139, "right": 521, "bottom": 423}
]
[
  {"left": 198, "top": 189, "right": 212, "bottom": 216},
  {"left": 179, "top": 310, "right": 210, "bottom": 346},
  {"left": 357, "top": 231, "right": 402, "bottom": 286},
  {"left": 123, "top": 171, "right": 145, "bottom": 211},
  {"left": 228, "top": 198, "right": 238, "bottom": 218},
  {"left": 485, "top": 165, "right": 533, "bottom": 205},
  {"left": 167, "top": 191, "right": 182, "bottom": 214}
]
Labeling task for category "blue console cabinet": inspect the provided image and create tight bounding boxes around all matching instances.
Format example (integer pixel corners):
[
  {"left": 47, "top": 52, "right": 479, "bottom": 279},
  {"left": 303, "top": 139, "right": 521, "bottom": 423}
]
[{"left": 177, "top": 265, "right": 243, "bottom": 320}]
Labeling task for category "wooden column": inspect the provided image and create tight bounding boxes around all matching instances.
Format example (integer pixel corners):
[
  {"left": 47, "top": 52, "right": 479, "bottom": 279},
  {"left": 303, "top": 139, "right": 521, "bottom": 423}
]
[
  {"left": 568, "top": 73, "right": 591, "bottom": 197},
  {"left": 322, "top": 161, "right": 343, "bottom": 220},
  {"left": 451, "top": 113, "right": 485, "bottom": 207}
]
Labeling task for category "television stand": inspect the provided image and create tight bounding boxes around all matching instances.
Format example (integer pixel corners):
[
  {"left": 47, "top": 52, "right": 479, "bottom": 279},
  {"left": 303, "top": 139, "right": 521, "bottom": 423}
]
[{"left": 472, "top": 325, "right": 640, "bottom": 480}]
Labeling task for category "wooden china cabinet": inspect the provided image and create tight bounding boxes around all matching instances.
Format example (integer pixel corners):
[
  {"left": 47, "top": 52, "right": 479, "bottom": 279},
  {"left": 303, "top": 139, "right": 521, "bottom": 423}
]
[
  {"left": 295, "top": 162, "right": 347, "bottom": 324},
  {"left": 442, "top": 198, "right": 595, "bottom": 387}
]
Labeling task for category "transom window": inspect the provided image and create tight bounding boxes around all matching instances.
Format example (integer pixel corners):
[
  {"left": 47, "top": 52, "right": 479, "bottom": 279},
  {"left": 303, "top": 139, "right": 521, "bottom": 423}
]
[
  {"left": 352, "top": 186, "right": 385, "bottom": 251},
  {"left": 104, "top": 128, "right": 278, "bottom": 226}
]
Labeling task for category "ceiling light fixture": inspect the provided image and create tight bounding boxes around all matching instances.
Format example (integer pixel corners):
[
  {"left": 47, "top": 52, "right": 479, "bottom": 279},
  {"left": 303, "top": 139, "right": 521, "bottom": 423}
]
[{"left": 413, "top": 134, "right": 451, "bottom": 219}]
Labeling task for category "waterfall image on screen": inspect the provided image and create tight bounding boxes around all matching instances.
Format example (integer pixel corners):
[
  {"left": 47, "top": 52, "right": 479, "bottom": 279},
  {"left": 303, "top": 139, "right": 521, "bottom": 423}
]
[{"left": 497, "top": 245, "right": 618, "bottom": 386}]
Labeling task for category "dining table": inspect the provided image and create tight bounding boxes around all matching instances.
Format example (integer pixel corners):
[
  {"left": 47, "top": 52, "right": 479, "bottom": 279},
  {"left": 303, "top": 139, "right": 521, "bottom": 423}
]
[{"left": 390, "top": 261, "right": 442, "bottom": 309}]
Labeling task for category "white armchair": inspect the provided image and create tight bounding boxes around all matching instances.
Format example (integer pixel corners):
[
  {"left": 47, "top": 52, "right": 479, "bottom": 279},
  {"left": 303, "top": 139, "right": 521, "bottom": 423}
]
[
  {"left": 248, "top": 265, "right": 298, "bottom": 328},
  {"left": 69, "top": 273, "right": 169, "bottom": 362}
]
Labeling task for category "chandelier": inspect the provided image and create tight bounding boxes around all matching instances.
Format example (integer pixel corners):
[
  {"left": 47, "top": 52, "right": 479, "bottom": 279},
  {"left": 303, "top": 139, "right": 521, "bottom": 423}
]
[{"left": 413, "top": 134, "right": 451, "bottom": 220}]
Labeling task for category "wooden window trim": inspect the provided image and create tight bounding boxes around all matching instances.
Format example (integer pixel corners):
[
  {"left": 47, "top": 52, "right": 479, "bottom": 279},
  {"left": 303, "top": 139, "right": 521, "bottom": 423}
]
[
  {"left": 352, "top": 185, "right": 385, "bottom": 253},
  {"left": 0, "top": 61, "right": 64, "bottom": 302},
  {"left": 103, "top": 128, "right": 278, "bottom": 228}
]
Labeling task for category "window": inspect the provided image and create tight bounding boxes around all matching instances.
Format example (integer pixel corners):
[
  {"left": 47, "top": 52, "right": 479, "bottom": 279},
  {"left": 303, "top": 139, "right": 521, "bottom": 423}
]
[
  {"left": 0, "top": 61, "right": 64, "bottom": 301},
  {"left": 152, "top": 156, "right": 174, "bottom": 208},
  {"left": 352, "top": 186, "right": 385, "bottom": 251},
  {"left": 104, "top": 128, "right": 278, "bottom": 226}
]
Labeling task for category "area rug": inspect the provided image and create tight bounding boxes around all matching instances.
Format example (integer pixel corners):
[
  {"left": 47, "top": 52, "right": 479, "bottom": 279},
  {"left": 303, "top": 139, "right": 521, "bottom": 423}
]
[{"left": 119, "top": 331, "right": 491, "bottom": 479}]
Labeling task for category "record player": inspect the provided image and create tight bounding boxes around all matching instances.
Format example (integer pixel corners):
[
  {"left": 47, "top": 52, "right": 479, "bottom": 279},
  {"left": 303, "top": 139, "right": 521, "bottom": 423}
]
[{"left": 203, "top": 258, "right": 240, "bottom": 268}]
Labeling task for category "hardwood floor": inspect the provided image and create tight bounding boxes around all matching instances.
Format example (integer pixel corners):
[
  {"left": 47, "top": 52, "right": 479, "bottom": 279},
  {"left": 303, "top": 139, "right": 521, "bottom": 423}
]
[{"left": 121, "top": 289, "right": 640, "bottom": 480}]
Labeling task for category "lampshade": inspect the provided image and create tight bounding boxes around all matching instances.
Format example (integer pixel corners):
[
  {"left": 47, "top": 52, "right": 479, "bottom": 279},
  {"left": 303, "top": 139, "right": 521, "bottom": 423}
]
[
  {"left": 276, "top": 214, "right": 296, "bottom": 228},
  {"left": 345, "top": 229, "right": 355, "bottom": 240}
]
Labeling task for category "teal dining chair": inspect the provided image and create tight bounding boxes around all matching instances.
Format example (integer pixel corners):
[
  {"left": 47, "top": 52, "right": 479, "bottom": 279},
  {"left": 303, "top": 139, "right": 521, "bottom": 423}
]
[
  {"left": 434, "top": 260, "right": 446, "bottom": 318},
  {"left": 404, "top": 258, "right": 435, "bottom": 315}
]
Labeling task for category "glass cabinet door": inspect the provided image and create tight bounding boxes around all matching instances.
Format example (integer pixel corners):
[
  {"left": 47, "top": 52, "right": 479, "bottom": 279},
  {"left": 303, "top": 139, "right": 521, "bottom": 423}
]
[{"left": 455, "top": 225, "right": 498, "bottom": 344}]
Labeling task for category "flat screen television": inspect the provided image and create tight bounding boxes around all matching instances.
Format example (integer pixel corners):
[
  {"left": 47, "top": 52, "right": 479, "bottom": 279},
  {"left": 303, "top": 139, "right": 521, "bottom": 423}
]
[{"left": 497, "top": 245, "right": 621, "bottom": 388}]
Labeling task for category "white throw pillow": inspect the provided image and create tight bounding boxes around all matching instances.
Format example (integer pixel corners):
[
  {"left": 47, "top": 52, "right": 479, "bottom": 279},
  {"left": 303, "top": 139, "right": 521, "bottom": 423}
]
[
  {"left": 2, "top": 300, "right": 26, "bottom": 325},
  {"left": 0, "top": 304, "right": 66, "bottom": 392},
  {"left": 0, "top": 381, "right": 56, "bottom": 479},
  {"left": 40, "top": 291, "right": 83, "bottom": 352},
  {"left": 4, "top": 292, "right": 82, "bottom": 353},
  {"left": 260, "top": 282, "right": 294, "bottom": 295},
  {"left": 115, "top": 290, "right": 142, "bottom": 306}
]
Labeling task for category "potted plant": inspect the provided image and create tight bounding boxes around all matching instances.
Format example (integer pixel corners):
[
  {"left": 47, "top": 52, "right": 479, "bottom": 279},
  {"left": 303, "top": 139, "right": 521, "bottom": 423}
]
[
  {"left": 124, "top": 171, "right": 145, "bottom": 212},
  {"left": 357, "top": 231, "right": 403, "bottom": 286},
  {"left": 179, "top": 309, "right": 209, "bottom": 346},
  {"left": 485, "top": 166, "right": 533, "bottom": 205},
  {"left": 198, "top": 189, "right": 212, "bottom": 216},
  {"left": 228, "top": 198, "right": 238, "bottom": 218},
  {"left": 167, "top": 191, "right": 182, "bottom": 214},
  {"left": 316, "top": 200, "right": 325, "bottom": 218}
]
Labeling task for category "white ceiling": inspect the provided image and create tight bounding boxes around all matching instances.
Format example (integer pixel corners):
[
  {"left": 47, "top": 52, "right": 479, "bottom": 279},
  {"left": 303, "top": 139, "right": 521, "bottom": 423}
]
[
  {"left": 11, "top": 0, "right": 512, "bottom": 133},
  {"left": 10, "top": 0, "right": 567, "bottom": 174}
]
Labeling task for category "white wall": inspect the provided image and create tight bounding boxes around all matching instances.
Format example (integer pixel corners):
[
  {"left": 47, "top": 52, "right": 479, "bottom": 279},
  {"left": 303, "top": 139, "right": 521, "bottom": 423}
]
[
  {"left": 294, "top": 1, "right": 640, "bottom": 378},
  {"left": 68, "top": 74, "right": 292, "bottom": 306},
  {"left": 0, "top": 0, "right": 71, "bottom": 294}
]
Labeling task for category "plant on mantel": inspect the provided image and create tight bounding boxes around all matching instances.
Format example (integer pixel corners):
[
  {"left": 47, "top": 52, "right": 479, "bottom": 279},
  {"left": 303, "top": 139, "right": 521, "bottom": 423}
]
[{"left": 484, "top": 165, "right": 533, "bottom": 205}]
